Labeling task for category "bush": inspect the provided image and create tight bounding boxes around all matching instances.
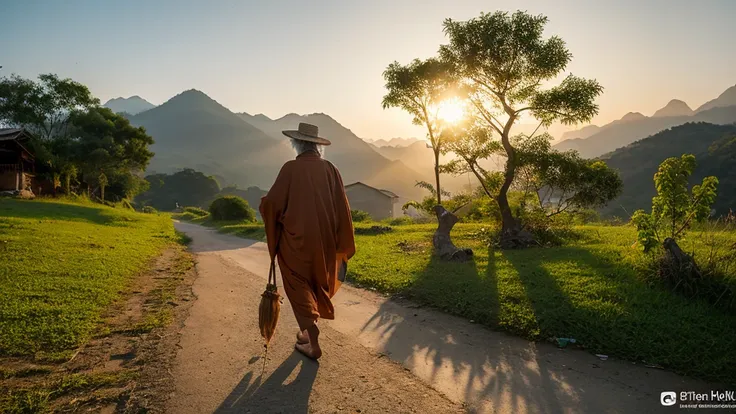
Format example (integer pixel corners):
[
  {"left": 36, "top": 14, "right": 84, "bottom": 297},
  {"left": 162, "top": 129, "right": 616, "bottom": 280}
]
[
  {"left": 209, "top": 196, "right": 256, "bottom": 222},
  {"left": 141, "top": 206, "right": 157, "bottom": 214},
  {"left": 183, "top": 206, "right": 208, "bottom": 217},
  {"left": 351, "top": 210, "right": 371, "bottom": 222}
]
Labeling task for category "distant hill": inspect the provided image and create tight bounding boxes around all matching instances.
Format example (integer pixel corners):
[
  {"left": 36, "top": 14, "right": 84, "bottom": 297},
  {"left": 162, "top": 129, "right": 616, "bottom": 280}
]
[
  {"left": 555, "top": 84, "right": 736, "bottom": 158},
  {"left": 600, "top": 122, "right": 736, "bottom": 218},
  {"left": 554, "top": 105, "right": 736, "bottom": 158},
  {"left": 560, "top": 125, "right": 601, "bottom": 141},
  {"left": 653, "top": 99, "right": 694, "bottom": 118},
  {"left": 696, "top": 84, "right": 736, "bottom": 112},
  {"left": 103, "top": 96, "right": 155, "bottom": 115},
  {"left": 129, "top": 90, "right": 293, "bottom": 189},
  {"left": 238, "top": 111, "right": 427, "bottom": 200},
  {"left": 368, "top": 137, "right": 422, "bottom": 147}
]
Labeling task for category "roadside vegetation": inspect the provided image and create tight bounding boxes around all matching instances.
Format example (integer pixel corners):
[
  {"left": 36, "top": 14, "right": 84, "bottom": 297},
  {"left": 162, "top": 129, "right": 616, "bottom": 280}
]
[
  {"left": 0, "top": 198, "right": 179, "bottom": 356},
  {"left": 0, "top": 198, "right": 194, "bottom": 412}
]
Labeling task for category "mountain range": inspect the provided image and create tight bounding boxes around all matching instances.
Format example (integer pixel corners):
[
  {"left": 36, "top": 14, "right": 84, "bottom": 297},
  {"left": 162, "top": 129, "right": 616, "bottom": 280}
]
[
  {"left": 238, "top": 111, "right": 428, "bottom": 199},
  {"left": 119, "top": 89, "right": 427, "bottom": 201},
  {"left": 103, "top": 96, "right": 156, "bottom": 115},
  {"left": 367, "top": 137, "right": 422, "bottom": 147},
  {"left": 554, "top": 84, "right": 736, "bottom": 158},
  {"left": 600, "top": 122, "right": 736, "bottom": 218}
]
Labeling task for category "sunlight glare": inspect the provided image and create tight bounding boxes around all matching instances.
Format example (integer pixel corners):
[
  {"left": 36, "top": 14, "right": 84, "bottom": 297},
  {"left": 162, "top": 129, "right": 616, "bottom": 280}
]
[{"left": 437, "top": 98, "right": 465, "bottom": 124}]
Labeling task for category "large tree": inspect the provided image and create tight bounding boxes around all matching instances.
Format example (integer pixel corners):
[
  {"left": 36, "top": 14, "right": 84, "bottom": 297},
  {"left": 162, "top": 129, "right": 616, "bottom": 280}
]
[
  {"left": 439, "top": 11, "right": 603, "bottom": 246},
  {"left": 382, "top": 58, "right": 451, "bottom": 205},
  {"left": 68, "top": 107, "right": 155, "bottom": 199},
  {"left": 137, "top": 169, "right": 221, "bottom": 211},
  {"left": 0, "top": 73, "right": 99, "bottom": 140}
]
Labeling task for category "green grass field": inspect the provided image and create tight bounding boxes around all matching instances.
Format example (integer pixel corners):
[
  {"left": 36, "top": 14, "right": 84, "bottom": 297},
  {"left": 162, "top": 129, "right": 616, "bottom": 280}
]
[
  {"left": 0, "top": 198, "right": 179, "bottom": 358},
  {"left": 348, "top": 223, "right": 736, "bottom": 384}
]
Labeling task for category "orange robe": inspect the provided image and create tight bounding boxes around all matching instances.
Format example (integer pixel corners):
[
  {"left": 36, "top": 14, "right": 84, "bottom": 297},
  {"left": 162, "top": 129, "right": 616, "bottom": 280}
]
[{"left": 259, "top": 151, "right": 356, "bottom": 330}]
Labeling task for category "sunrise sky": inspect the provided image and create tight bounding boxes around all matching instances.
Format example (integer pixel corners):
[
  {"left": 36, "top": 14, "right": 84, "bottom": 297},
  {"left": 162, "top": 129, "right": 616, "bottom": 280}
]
[{"left": 2, "top": 0, "right": 735, "bottom": 140}]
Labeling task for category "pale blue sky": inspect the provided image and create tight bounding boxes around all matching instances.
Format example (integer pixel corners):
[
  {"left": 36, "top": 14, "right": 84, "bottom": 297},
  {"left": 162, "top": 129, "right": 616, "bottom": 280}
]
[{"left": 1, "top": 0, "right": 735, "bottom": 139}]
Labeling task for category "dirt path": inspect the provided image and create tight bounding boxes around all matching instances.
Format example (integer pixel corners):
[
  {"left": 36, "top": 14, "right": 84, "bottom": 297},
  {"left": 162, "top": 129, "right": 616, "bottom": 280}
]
[{"left": 171, "top": 222, "right": 718, "bottom": 414}]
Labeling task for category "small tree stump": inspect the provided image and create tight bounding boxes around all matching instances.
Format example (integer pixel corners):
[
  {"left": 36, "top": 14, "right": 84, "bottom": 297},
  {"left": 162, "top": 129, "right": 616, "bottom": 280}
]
[
  {"left": 433, "top": 205, "right": 473, "bottom": 262},
  {"left": 663, "top": 237, "right": 702, "bottom": 278}
]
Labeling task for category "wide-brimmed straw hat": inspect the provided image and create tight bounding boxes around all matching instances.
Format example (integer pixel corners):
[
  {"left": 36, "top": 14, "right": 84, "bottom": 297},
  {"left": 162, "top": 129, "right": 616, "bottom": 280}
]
[{"left": 282, "top": 123, "right": 331, "bottom": 146}]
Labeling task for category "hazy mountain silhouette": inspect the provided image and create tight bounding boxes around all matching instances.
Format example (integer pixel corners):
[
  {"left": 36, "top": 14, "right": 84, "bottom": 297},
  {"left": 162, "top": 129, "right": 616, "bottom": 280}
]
[
  {"left": 103, "top": 96, "right": 155, "bottom": 115},
  {"left": 129, "top": 90, "right": 293, "bottom": 188},
  {"left": 239, "top": 111, "right": 427, "bottom": 199},
  {"left": 554, "top": 105, "right": 736, "bottom": 158},
  {"left": 653, "top": 99, "right": 694, "bottom": 118},
  {"left": 600, "top": 122, "right": 736, "bottom": 218},
  {"left": 696, "top": 84, "right": 736, "bottom": 112},
  {"left": 560, "top": 124, "right": 601, "bottom": 141},
  {"left": 368, "top": 137, "right": 422, "bottom": 147}
]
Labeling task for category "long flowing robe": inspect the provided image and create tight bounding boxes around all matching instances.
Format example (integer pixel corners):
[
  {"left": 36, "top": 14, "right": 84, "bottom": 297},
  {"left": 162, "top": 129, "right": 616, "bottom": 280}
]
[{"left": 259, "top": 151, "right": 356, "bottom": 330}]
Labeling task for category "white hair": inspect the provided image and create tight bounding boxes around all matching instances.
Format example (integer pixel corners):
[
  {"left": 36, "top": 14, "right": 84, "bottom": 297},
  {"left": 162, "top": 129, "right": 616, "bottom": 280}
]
[{"left": 290, "top": 138, "right": 324, "bottom": 156}]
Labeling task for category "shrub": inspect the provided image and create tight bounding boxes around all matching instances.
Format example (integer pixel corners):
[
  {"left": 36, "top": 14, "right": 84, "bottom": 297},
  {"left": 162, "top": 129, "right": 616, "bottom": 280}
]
[
  {"left": 141, "top": 206, "right": 157, "bottom": 214},
  {"left": 209, "top": 196, "right": 256, "bottom": 222},
  {"left": 351, "top": 209, "right": 371, "bottom": 222},
  {"left": 354, "top": 225, "right": 393, "bottom": 235},
  {"left": 183, "top": 206, "right": 208, "bottom": 217}
]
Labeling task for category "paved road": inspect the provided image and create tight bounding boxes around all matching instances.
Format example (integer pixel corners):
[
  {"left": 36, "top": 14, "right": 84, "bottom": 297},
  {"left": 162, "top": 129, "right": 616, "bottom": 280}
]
[{"left": 171, "top": 221, "right": 719, "bottom": 413}]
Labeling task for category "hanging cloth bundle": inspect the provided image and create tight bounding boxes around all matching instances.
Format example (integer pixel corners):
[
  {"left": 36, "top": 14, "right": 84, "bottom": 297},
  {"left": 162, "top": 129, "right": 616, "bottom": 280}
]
[{"left": 258, "top": 260, "right": 281, "bottom": 345}]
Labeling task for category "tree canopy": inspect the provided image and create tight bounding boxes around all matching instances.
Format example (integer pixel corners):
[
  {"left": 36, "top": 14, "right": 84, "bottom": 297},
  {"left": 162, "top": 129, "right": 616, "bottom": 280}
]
[
  {"left": 137, "top": 169, "right": 221, "bottom": 211},
  {"left": 382, "top": 58, "right": 452, "bottom": 204},
  {"left": 438, "top": 11, "right": 606, "bottom": 246},
  {"left": 0, "top": 73, "right": 99, "bottom": 140},
  {"left": 0, "top": 73, "right": 154, "bottom": 200}
]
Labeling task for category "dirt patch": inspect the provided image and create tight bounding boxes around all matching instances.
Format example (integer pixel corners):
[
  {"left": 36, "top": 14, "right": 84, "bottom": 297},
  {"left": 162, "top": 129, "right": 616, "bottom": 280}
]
[{"left": 0, "top": 247, "right": 197, "bottom": 413}]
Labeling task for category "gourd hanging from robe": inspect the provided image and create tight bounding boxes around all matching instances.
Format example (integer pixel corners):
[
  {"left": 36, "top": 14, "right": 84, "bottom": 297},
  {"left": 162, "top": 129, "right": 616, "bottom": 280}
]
[{"left": 259, "top": 151, "right": 356, "bottom": 330}]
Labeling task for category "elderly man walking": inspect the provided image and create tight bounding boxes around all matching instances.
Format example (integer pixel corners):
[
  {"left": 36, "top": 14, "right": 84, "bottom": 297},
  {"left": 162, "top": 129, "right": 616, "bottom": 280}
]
[{"left": 259, "top": 123, "right": 356, "bottom": 360}]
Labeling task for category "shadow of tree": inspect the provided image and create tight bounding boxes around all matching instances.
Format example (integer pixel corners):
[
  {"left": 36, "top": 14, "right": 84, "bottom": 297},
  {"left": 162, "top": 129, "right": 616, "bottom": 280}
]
[
  {"left": 215, "top": 352, "right": 318, "bottom": 414},
  {"left": 359, "top": 241, "right": 736, "bottom": 411}
]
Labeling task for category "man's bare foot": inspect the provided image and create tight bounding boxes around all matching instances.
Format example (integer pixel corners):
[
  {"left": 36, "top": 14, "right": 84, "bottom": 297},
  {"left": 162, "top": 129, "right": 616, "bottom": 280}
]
[
  {"left": 295, "top": 342, "right": 322, "bottom": 360},
  {"left": 296, "top": 330, "right": 309, "bottom": 344}
]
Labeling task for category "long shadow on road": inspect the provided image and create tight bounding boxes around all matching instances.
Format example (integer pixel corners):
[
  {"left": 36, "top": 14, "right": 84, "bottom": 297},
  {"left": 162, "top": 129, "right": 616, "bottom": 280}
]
[{"left": 214, "top": 352, "right": 318, "bottom": 414}]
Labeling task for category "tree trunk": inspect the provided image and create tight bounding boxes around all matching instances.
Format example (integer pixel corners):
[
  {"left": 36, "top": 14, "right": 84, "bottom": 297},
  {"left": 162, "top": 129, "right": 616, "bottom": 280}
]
[
  {"left": 434, "top": 149, "right": 442, "bottom": 205},
  {"left": 663, "top": 238, "right": 702, "bottom": 278},
  {"left": 432, "top": 205, "right": 473, "bottom": 261},
  {"left": 497, "top": 133, "right": 534, "bottom": 249}
]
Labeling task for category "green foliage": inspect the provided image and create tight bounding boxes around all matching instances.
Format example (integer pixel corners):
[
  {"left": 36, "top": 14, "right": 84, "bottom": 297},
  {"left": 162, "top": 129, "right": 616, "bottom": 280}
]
[
  {"left": 0, "top": 73, "right": 99, "bottom": 140},
  {"left": 0, "top": 74, "right": 153, "bottom": 201},
  {"left": 631, "top": 154, "right": 719, "bottom": 252},
  {"left": 382, "top": 59, "right": 453, "bottom": 203},
  {"left": 137, "top": 169, "right": 221, "bottom": 211},
  {"left": 0, "top": 198, "right": 177, "bottom": 355},
  {"left": 513, "top": 133, "right": 623, "bottom": 215},
  {"left": 141, "top": 205, "right": 158, "bottom": 214},
  {"left": 602, "top": 123, "right": 736, "bottom": 218},
  {"left": 438, "top": 11, "right": 603, "bottom": 235},
  {"left": 351, "top": 209, "right": 371, "bottom": 222},
  {"left": 441, "top": 119, "right": 504, "bottom": 199},
  {"left": 66, "top": 107, "right": 154, "bottom": 200},
  {"left": 183, "top": 206, "right": 208, "bottom": 217},
  {"left": 209, "top": 196, "right": 256, "bottom": 222}
]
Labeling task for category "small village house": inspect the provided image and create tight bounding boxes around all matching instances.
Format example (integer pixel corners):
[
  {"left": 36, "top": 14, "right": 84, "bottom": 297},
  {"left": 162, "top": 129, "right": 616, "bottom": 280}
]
[
  {"left": 0, "top": 128, "right": 35, "bottom": 193},
  {"left": 344, "top": 182, "right": 399, "bottom": 220}
]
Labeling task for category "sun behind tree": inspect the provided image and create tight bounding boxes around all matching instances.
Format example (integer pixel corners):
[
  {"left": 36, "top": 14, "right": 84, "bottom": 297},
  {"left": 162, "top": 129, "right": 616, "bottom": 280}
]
[{"left": 436, "top": 98, "right": 466, "bottom": 124}]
